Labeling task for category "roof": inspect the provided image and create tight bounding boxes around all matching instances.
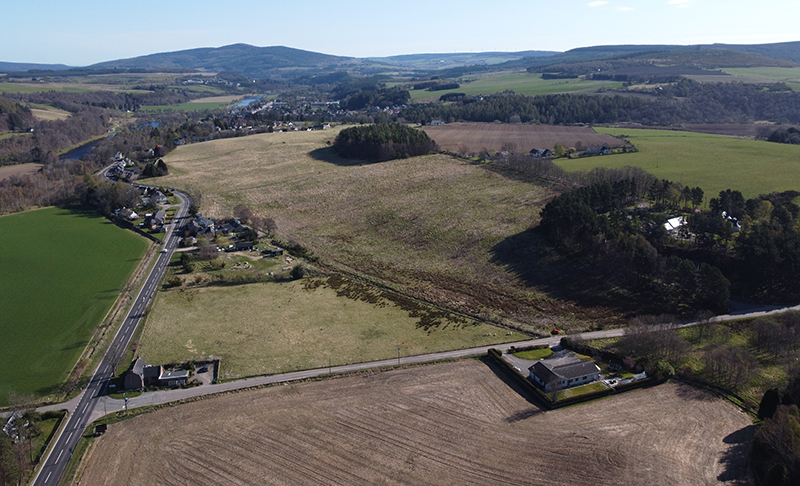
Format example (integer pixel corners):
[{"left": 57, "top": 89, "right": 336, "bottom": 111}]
[
  {"left": 529, "top": 351, "right": 600, "bottom": 383},
  {"left": 664, "top": 216, "right": 687, "bottom": 232},
  {"left": 160, "top": 370, "right": 190, "bottom": 380},
  {"left": 129, "top": 357, "right": 148, "bottom": 376}
]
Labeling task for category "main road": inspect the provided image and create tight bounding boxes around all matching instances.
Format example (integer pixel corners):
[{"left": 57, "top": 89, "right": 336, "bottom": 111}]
[{"left": 31, "top": 189, "right": 191, "bottom": 486}]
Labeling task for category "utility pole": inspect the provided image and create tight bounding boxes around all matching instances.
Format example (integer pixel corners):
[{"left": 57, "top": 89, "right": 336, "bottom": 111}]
[{"left": 396, "top": 347, "right": 401, "bottom": 366}]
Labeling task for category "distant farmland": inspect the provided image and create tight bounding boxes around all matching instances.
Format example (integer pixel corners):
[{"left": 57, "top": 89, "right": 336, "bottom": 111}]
[
  {"left": 0, "top": 208, "right": 148, "bottom": 405},
  {"left": 558, "top": 127, "right": 800, "bottom": 200},
  {"left": 423, "top": 123, "right": 626, "bottom": 154}
]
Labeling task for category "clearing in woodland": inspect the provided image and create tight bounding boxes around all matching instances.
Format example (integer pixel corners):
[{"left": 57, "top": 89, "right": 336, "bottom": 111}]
[
  {"left": 423, "top": 122, "right": 625, "bottom": 154},
  {"left": 159, "top": 128, "right": 625, "bottom": 332},
  {"left": 76, "top": 360, "right": 753, "bottom": 486},
  {"left": 139, "top": 276, "right": 520, "bottom": 379}
]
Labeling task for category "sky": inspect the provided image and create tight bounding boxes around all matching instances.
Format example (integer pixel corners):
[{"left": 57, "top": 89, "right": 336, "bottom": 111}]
[{"left": 2, "top": 0, "right": 799, "bottom": 66}]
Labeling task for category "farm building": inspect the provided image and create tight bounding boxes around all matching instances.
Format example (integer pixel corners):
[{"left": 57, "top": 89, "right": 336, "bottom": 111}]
[{"left": 528, "top": 351, "right": 601, "bottom": 392}]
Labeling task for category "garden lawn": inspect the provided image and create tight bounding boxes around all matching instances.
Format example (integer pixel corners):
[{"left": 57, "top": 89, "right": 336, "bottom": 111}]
[
  {"left": 0, "top": 207, "right": 149, "bottom": 405},
  {"left": 558, "top": 128, "right": 800, "bottom": 200}
]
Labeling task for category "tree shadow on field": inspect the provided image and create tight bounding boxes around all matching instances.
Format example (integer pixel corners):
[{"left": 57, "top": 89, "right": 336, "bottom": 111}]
[
  {"left": 479, "top": 356, "right": 546, "bottom": 422},
  {"left": 490, "top": 228, "right": 657, "bottom": 317},
  {"left": 60, "top": 340, "right": 88, "bottom": 351},
  {"left": 717, "top": 425, "right": 755, "bottom": 484},
  {"left": 309, "top": 147, "right": 372, "bottom": 167}
]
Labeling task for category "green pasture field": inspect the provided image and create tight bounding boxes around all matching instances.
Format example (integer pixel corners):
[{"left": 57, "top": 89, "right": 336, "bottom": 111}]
[
  {"left": 0, "top": 82, "right": 90, "bottom": 94},
  {"left": 557, "top": 128, "right": 800, "bottom": 200},
  {"left": 721, "top": 67, "right": 800, "bottom": 84},
  {"left": 0, "top": 207, "right": 149, "bottom": 406},
  {"left": 138, "top": 276, "right": 521, "bottom": 380},
  {"left": 409, "top": 72, "right": 624, "bottom": 101}
]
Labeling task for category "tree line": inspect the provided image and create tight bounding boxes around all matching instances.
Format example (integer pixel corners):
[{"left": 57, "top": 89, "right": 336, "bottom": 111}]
[{"left": 400, "top": 79, "right": 800, "bottom": 125}]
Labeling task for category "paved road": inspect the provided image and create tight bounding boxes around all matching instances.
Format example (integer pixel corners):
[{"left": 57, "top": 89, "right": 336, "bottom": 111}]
[
  {"left": 77, "top": 300, "right": 800, "bottom": 422},
  {"left": 31, "top": 189, "right": 190, "bottom": 486}
]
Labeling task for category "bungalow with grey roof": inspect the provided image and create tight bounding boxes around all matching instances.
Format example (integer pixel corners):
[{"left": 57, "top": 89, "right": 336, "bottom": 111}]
[{"left": 528, "top": 351, "right": 601, "bottom": 392}]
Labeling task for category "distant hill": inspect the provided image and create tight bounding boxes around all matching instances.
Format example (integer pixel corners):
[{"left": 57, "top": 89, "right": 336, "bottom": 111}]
[
  {"left": 0, "top": 61, "right": 72, "bottom": 72},
  {"left": 526, "top": 42, "right": 799, "bottom": 71},
  {"left": 89, "top": 44, "right": 356, "bottom": 79},
  {"left": 369, "top": 51, "right": 559, "bottom": 70}
]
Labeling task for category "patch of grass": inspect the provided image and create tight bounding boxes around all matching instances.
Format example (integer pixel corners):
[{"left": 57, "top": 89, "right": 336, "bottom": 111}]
[
  {"left": 138, "top": 275, "right": 522, "bottom": 380},
  {"left": 554, "top": 381, "right": 609, "bottom": 401},
  {"left": 721, "top": 67, "right": 800, "bottom": 85},
  {"left": 0, "top": 207, "right": 150, "bottom": 406},
  {"left": 559, "top": 128, "right": 800, "bottom": 199},
  {"left": 409, "top": 72, "right": 623, "bottom": 101},
  {"left": 513, "top": 347, "right": 553, "bottom": 360}
]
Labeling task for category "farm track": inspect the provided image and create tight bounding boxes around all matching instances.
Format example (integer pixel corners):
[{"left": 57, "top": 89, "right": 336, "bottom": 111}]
[{"left": 76, "top": 361, "right": 752, "bottom": 486}]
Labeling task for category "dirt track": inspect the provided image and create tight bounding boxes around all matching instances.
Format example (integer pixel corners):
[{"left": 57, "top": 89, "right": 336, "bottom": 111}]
[{"left": 77, "top": 360, "right": 752, "bottom": 486}]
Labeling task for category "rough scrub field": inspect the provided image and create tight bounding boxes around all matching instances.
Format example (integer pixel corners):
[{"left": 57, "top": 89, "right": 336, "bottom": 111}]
[
  {"left": 423, "top": 122, "right": 626, "bottom": 154},
  {"left": 76, "top": 360, "right": 753, "bottom": 486},
  {"left": 0, "top": 162, "right": 41, "bottom": 182},
  {"left": 139, "top": 277, "right": 520, "bottom": 379},
  {"left": 159, "top": 128, "right": 624, "bottom": 333}
]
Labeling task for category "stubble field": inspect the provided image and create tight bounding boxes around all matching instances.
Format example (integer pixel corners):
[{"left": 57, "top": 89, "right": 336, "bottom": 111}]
[
  {"left": 76, "top": 360, "right": 753, "bottom": 486},
  {"left": 158, "top": 128, "right": 617, "bottom": 332},
  {"left": 423, "top": 122, "right": 626, "bottom": 154}
]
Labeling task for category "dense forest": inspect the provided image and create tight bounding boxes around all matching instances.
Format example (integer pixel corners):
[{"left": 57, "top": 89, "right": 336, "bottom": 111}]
[
  {"left": 537, "top": 178, "right": 800, "bottom": 311},
  {"left": 333, "top": 124, "right": 435, "bottom": 162},
  {"left": 401, "top": 79, "right": 800, "bottom": 125}
]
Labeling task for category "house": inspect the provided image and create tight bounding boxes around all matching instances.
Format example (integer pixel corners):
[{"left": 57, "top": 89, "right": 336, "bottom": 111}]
[
  {"left": 664, "top": 216, "right": 687, "bottom": 233},
  {"left": 187, "top": 213, "right": 215, "bottom": 237},
  {"left": 122, "top": 357, "right": 161, "bottom": 390},
  {"left": 528, "top": 351, "right": 601, "bottom": 392},
  {"left": 530, "top": 148, "right": 553, "bottom": 158},
  {"left": 430, "top": 120, "right": 446, "bottom": 126},
  {"left": 119, "top": 208, "right": 138, "bottom": 221},
  {"left": 159, "top": 370, "right": 190, "bottom": 387},
  {"left": 122, "top": 358, "right": 190, "bottom": 389},
  {"left": 236, "top": 241, "right": 255, "bottom": 251},
  {"left": 263, "top": 248, "right": 284, "bottom": 257}
]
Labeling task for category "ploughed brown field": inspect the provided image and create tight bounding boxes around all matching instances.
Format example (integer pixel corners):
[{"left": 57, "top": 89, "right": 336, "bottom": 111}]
[
  {"left": 423, "top": 123, "right": 626, "bottom": 154},
  {"left": 77, "top": 361, "right": 752, "bottom": 486}
]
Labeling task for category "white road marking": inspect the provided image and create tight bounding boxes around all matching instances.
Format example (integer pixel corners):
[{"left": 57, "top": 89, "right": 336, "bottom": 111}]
[
  {"left": 45, "top": 471, "right": 52, "bottom": 483},
  {"left": 56, "top": 450, "right": 63, "bottom": 462},
  {"left": 67, "top": 432, "right": 73, "bottom": 442}
]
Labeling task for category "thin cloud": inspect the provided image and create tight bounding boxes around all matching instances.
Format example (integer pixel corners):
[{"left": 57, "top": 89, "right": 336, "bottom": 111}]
[
  {"left": 588, "top": 1, "right": 608, "bottom": 6},
  {"left": 616, "top": 6, "right": 634, "bottom": 11},
  {"left": 668, "top": 0, "right": 691, "bottom": 4}
]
